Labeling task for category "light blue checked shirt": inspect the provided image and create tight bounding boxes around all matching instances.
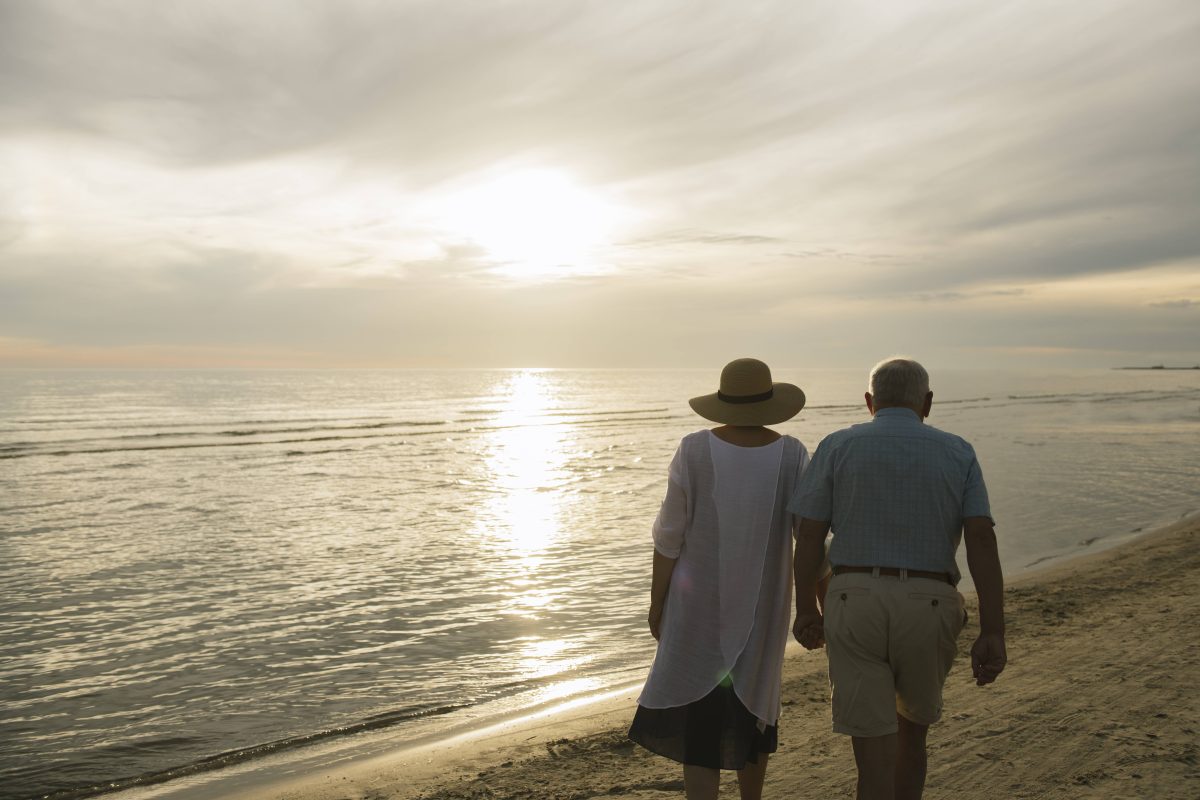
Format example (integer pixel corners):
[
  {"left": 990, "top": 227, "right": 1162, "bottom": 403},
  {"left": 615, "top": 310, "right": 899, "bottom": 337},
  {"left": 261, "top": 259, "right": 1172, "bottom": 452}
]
[{"left": 788, "top": 407, "right": 992, "bottom": 584}]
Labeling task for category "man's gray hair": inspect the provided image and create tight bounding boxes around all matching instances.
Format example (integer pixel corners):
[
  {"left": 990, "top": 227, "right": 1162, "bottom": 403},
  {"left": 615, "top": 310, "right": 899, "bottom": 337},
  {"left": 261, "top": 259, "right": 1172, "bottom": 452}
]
[{"left": 868, "top": 357, "right": 930, "bottom": 408}]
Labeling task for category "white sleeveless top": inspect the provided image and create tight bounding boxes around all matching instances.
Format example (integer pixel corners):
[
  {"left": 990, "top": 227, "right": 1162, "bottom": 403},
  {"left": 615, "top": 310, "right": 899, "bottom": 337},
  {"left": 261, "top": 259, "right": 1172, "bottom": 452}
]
[{"left": 638, "top": 430, "right": 809, "bottom": 726}]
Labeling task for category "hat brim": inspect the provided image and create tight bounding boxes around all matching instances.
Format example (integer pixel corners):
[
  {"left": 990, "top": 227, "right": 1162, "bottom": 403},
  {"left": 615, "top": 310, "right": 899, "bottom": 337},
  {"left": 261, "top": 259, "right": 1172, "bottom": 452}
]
[{"left": 688, "top": 382, "right": 806, "bottom": 426}]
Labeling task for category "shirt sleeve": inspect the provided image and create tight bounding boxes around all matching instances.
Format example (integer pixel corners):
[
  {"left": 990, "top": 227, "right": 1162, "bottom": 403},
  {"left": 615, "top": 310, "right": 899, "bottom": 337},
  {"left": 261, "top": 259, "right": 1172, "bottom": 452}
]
[
  {"left": 651, "top": 443, "right": 688, "bottom": 557},
  {"left": 788, "top": 438, "right": 833, "bottom": 522},
  {"left": 962, "top": 449, "right": 993, "bottom": 523},
  {"left": 787, "top": 441, "right": 812, "bottom": 522}
]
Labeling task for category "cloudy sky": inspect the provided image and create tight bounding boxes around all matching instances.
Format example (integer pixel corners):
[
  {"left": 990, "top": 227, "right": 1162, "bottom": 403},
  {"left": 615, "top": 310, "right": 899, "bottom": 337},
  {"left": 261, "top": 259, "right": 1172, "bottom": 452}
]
[{"left": 1, "top": 0, "right": 1197, "bottom": 369}]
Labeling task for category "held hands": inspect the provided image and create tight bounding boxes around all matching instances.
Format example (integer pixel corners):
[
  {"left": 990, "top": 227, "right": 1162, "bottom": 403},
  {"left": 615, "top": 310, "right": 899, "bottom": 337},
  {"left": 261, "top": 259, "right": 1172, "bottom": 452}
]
[
  {"left": 970, "top": 632, "right": 1007, "bottom": 686},
  {"left": 792, "top": 611, "right": 825, "bottom": 650}
]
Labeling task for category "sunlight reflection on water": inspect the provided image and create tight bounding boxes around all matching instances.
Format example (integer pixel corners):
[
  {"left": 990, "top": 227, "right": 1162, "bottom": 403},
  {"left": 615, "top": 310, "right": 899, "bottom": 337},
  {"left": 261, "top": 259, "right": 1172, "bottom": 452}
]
[
  {"left": 473, "top": 371, "right": 574, "bottom": 617},
  {"left": 468, "top": 371, "right": 598, "bottom": 686}
]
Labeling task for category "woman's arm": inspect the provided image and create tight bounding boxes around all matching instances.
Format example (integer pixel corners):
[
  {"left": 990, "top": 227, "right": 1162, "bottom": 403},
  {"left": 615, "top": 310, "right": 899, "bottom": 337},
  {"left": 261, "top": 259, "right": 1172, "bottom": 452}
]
[
  {"left": 793, "top": 517, "right": 832, "bottom": 648},
  {"left": 648, "top": 549, "right": 677, "bottom": 640},
  {"left": 648, "top": 442, "right": 686, "bottom": 641}
]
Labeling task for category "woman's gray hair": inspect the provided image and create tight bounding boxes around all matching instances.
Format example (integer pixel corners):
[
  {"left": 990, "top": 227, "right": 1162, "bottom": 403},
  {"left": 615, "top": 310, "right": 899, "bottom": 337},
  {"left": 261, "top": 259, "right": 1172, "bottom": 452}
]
[{"left": 868, "top": 357, "right": 930, "bottom": 408}]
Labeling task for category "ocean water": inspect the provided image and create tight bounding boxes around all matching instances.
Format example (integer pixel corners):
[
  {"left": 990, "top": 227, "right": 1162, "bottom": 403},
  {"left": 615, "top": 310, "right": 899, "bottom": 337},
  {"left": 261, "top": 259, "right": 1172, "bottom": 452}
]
[{"left": 1, "top": 368, "right": 1197, "bottom": 799}]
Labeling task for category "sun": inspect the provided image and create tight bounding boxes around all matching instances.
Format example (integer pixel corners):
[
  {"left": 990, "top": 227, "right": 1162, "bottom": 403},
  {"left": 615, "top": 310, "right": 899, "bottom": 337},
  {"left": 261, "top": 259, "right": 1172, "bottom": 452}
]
[{"left": 437, "top": 168, "right": 619, "bottom": 279}]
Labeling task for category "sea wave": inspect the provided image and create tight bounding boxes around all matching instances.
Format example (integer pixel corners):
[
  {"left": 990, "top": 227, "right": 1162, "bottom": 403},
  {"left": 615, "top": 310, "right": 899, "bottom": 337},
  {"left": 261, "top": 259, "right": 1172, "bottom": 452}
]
[
  {"left": 26, "top": 702, "right": 466, "bottom": 800},
  {"left": 0, "top": 414, "right": 689, "bottom": 460}
]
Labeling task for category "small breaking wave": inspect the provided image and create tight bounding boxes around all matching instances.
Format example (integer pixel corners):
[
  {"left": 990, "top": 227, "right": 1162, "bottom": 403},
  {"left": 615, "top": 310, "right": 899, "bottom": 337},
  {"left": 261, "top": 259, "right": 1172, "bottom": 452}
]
[{"left": 34, "top": 702, "right": 466, "bottom": 800}]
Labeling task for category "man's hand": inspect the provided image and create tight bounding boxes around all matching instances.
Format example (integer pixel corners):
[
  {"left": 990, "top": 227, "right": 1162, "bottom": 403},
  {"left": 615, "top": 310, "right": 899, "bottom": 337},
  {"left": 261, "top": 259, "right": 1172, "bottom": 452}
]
[
  {"left": 793, "top": 611, "right": 825, "bottom": 650},
  {"left": 970, "top": 632, "right": 1007, "bottom": 685},
  {"left": 648, "top": 604, "right": 664, "bottom": 641}
]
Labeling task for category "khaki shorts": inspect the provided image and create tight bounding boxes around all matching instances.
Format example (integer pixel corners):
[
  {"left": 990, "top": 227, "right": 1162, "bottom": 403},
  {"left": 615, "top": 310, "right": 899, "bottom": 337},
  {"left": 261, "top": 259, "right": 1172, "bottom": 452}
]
[{"left": 824, "top": 571, "right": 966, "bottom": 737}]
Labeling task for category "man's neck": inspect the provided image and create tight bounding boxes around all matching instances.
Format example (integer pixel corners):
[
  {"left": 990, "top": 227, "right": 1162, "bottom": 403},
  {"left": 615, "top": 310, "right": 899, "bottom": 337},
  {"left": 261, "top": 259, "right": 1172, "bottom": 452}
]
[{"left": 873, "top": 405, "right": 924, "bottom": 421}]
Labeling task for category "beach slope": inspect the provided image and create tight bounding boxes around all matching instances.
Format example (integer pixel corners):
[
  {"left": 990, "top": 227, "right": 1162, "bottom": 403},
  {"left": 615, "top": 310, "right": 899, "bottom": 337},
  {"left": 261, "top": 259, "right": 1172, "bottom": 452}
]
[{"left": 269, "top": 515, "right": 1199, "bottom": 799}]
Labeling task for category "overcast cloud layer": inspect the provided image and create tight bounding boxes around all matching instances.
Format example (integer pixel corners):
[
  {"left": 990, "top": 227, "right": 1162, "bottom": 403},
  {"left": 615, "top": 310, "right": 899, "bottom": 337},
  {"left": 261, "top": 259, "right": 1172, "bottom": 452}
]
[{"left": 1, "top": 0, "right": 1197, "bottom": 368}]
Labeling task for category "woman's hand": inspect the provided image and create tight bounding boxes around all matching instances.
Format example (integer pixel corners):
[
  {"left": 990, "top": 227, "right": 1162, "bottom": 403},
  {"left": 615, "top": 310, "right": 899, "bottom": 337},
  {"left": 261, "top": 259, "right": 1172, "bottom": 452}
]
[
  {"left": 647, "top": 550, "right": 677, "bottom": 641},
  {"left": 648, "top": 604, "right": 664, "bottom": 640}
]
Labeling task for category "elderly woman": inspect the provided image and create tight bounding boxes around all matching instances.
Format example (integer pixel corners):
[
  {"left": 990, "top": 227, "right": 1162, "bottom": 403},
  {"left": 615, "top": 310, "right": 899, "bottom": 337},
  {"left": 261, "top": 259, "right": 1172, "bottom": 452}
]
[{"left": 628, "top": 358, "right": 818, "bottom": 800}]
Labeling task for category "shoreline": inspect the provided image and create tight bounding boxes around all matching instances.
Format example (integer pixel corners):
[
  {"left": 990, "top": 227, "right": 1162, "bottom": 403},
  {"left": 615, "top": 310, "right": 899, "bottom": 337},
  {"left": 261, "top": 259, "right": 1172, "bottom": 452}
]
[
  {"left": 99, "top": 680, "right": 650, "bottom": 800},
  {"left": 117, "top": 511, "right": 1199, "bottom": 800},
  {"left": 78, "top": 521, "right": 1165, "bottom": 800}
]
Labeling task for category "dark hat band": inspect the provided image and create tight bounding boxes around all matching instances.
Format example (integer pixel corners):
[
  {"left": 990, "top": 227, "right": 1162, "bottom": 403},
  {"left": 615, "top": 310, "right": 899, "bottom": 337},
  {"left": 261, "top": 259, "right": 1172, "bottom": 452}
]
[{"left": 717, "top": 388, "right": 775, "bottom": 404}]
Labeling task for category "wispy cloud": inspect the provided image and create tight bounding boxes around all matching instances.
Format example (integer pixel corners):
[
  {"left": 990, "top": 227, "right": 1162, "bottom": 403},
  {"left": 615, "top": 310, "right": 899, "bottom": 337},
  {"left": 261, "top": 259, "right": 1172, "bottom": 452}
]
[
  {"left": 1149, "top": 298, "right": 1198, "bottom": 309},
  {"left": 910, "top": 289, "right": 1028, "bottom": 303}
]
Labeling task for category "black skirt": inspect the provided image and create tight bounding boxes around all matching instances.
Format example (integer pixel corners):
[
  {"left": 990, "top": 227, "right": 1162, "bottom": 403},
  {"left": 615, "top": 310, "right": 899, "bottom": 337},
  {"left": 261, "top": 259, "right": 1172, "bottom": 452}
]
[{"left": 627, "top": 681, "right": 778, "bottom": 770}]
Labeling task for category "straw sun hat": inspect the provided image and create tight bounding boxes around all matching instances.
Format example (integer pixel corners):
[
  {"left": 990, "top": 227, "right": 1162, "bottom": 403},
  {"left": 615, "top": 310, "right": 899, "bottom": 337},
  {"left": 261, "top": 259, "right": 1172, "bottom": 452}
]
[{"left": 689, "top": 358, "right": 806, "bottom": 426}]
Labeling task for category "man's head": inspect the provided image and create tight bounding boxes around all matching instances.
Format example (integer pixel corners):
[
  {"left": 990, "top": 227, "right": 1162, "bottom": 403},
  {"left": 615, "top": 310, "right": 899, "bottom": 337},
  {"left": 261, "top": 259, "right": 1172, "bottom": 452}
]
[{"left": 866, "top": 357, "right": 932, "bottom": 418}]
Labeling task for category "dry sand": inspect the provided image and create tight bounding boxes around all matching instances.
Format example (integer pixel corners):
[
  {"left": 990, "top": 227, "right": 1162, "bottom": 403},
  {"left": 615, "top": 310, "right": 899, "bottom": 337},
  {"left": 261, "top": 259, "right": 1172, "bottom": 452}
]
[{"left": 257, "top": 515, "right": 1199, "bottom": 799}]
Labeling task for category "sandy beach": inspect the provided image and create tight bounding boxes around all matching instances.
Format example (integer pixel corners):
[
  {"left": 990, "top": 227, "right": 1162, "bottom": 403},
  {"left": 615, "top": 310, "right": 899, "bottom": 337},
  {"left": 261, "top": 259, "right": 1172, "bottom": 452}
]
[{"left": 231, "top": 515, "right": 1199, "bottom": 800}]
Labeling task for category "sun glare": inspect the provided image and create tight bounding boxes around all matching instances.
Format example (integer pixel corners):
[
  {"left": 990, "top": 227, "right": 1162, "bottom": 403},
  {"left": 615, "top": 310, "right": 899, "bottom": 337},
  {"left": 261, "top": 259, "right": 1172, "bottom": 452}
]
[
  {"left": 438, "top": 169, "right": 619, "bottom": 279},
  {"left": 473, "top": 371, "right": 574, "bottom": 568}
]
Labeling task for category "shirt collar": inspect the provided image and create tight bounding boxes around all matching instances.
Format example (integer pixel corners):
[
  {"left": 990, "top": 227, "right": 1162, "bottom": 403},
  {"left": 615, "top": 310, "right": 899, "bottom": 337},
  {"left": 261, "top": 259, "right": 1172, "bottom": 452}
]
[{"left": 873, "top": 407, "right": 922, "bottom": 422}]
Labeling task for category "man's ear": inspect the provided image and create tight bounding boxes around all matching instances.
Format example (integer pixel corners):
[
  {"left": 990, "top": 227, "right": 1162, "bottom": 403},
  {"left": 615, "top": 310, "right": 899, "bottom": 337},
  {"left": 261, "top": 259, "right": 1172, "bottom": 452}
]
[
  {"left": 865, "top": 392, "right": 875, "bottom": 416},
  {"left": 921, "top": 391, "right": 933, "bottom": 419}
]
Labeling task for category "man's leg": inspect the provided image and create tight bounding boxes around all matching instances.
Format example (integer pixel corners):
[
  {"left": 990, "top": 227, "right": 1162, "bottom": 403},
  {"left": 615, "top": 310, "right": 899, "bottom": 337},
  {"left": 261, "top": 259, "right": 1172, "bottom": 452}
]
[
  {"left": 890, "top": 578, "right": 965, "bottom": 800},
  {"left": 736, "top": 754, "right": 768, "bottom": 800},
  {"left": 683, "top": 765, "right": 720, "bottom": 800},
  {"left": 827, "top": 575, "right": 897, "bottom": 800},
  {"left": 851, "top": 733, "right": 897, "bottom": 800},
  {"left": 895, "top": 714, "right": 929, "bottom": 800}
]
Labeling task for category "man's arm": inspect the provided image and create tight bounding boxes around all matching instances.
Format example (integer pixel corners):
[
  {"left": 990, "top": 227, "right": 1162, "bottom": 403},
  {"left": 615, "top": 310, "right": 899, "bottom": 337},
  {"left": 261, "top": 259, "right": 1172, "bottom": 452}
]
[
  {"left": 793, "top": 517, "right": 831, "bottom": 649},
  {"left": 964, "top": 515, "right": 1006, "bottom": 685},
  {"left": 648, "top": 549, "right": 677, "bottom": 640}
]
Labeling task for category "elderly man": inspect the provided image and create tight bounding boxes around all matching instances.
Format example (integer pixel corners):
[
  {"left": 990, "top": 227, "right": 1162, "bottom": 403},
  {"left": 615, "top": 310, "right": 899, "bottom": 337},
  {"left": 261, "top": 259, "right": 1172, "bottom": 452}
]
[{"left": 790, "top": 357, "right": 1006, "bottom": 800}]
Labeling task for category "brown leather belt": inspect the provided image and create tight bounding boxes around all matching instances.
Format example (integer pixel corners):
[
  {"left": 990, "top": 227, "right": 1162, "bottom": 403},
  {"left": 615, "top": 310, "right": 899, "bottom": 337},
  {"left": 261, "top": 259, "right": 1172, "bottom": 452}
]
[{"left": 832, "top": 565, "right": 953, "bottom": 585}]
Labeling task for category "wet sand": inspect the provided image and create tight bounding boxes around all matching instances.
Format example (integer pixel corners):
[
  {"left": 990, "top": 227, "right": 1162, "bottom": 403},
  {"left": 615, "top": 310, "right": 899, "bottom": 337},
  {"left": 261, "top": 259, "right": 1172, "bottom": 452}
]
[{"left": 239, "top": 514, "right": 1199, "bottom": 799}]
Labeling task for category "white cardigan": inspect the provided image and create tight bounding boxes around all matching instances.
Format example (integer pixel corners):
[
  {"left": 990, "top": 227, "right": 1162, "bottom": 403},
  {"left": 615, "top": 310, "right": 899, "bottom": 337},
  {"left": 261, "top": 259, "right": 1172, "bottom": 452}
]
[{"left": 638, "top": 430, "right": 809, "bottom": 726}]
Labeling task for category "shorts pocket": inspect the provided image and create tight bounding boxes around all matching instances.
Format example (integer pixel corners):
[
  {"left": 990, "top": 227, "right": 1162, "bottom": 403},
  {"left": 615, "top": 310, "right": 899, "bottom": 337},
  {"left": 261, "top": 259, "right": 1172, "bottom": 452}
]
[
  {"left": 907, "top": 591, "right": 966, "bottom": 639},
  {"left": 825, "top": 585, "right": 870, "bottom": 634},
  {"left": 833, "top": 586, "right": 871, "bottom": 602},
  {"left": 906, "top": 590, "right": 955, "bottom": 604}
]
